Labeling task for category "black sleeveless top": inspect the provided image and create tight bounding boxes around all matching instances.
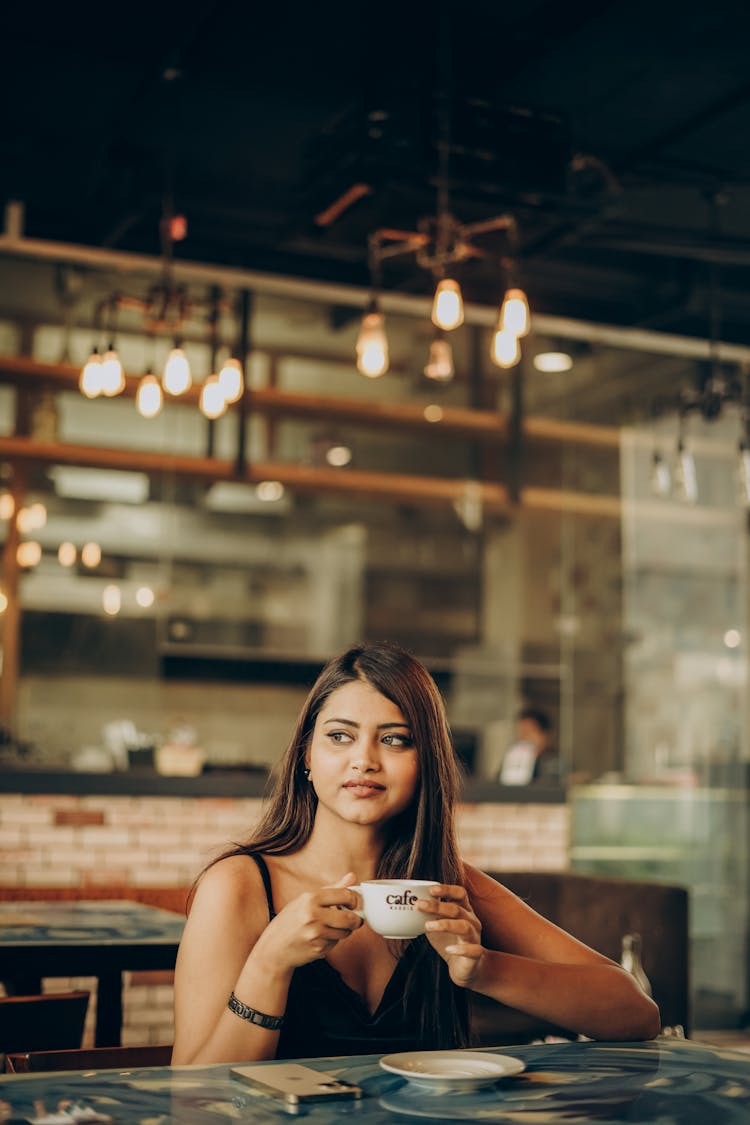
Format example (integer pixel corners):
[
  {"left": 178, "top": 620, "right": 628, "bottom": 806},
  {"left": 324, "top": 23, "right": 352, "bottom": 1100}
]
[{"left": 250, "top": 854, "right": 426, "bottom": 1059}]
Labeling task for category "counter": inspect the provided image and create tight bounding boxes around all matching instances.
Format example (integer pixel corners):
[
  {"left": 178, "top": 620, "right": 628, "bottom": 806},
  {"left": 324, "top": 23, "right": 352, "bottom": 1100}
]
[{"left": 0, "top": 768, "right": 566, "bottom": 804}]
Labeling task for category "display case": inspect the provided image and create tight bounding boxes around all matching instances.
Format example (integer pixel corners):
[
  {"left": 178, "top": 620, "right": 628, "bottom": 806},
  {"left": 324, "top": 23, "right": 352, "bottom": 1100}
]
[{"left": 570, "top": 783, "right": 750, "bottom": 1029}]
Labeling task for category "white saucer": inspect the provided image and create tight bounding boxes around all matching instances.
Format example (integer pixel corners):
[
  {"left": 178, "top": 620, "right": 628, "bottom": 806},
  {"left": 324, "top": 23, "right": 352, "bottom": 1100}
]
[{"left": 379, "top": 1050, "right": 525, "bottom": 1092}]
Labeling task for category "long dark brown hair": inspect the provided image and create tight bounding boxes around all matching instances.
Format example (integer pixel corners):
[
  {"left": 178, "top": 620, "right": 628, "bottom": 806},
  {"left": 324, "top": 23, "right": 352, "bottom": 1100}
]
[{"left": 202, "top": 641, "right": 471, "bottom": 1048}]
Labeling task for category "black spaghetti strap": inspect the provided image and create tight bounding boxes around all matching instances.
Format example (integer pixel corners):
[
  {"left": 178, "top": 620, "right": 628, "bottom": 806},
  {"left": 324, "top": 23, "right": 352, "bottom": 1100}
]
[{"left": 249, "top": 853, "right": 276, "bottom": 919}]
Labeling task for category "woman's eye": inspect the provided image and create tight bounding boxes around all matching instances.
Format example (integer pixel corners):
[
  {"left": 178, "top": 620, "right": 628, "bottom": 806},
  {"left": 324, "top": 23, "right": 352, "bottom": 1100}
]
[
  {"left": 382, "top": 734, "right": 414, "bottom": 749},
  {"left": 328, "top": 730, "right": 353, "bottom": 744}
]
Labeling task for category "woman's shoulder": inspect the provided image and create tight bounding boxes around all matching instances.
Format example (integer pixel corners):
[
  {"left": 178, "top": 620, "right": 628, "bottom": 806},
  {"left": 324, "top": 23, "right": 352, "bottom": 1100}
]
[
  {"left": 190, "top": 853, "right": 268, "bottom": 921},
  {"left": 461, "top": 863, "right": 519, "bottom": 903}
]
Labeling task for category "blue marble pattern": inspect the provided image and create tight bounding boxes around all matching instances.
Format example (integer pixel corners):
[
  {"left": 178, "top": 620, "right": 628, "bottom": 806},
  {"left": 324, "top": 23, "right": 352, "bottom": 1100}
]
[
  {"left": 0, "top": 901, "right": 185, "bottom": 948},
  {"left": 0, "top": 1039, "right": 749, "bottom": 1123}
]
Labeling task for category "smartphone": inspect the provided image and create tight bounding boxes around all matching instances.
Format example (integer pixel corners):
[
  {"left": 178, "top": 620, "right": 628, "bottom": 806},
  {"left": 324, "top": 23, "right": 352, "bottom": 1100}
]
[{"left": 230, "top": 1062, "right": 363, "bottom": 1105}]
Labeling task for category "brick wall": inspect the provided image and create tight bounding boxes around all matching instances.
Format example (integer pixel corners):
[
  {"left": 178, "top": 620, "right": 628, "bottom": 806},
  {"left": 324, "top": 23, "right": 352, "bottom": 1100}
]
[{"left": 0, "top": 792, "right": 569, "bottom": 1047}]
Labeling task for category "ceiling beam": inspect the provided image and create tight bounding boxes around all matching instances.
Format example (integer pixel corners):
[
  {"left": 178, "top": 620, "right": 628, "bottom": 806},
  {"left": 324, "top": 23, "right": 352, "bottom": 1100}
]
[{"left": 4, "top": 221, "right": 750, "bottom": 362}]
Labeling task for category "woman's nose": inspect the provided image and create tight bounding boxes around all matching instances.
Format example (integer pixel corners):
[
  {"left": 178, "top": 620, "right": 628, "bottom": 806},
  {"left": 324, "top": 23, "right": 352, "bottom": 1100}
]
[{"left": 350, "top": 737, "right": 380, "bottom": 771}]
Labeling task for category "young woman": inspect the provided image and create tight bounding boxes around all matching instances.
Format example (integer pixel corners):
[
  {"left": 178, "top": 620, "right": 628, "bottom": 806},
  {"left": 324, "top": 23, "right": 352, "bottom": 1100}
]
[{"left": 172, "top": 642, "right": 659, "bottom": 1064}]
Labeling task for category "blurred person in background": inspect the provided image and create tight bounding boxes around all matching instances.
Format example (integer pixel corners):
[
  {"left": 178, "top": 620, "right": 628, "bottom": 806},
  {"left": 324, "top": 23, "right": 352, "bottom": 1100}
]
[{"left": 499, "top": 707, "right": 561, "bottom": 785}]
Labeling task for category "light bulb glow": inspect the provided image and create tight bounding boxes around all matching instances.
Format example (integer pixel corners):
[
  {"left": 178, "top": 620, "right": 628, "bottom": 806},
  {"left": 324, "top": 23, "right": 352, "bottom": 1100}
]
[
  {"left": 17, "top": 540, "right": 42, "bottom": 568},
  {"left": 136, "top": 373, "right": 163, "bottom": 418},
  {"left": 325, "top": 444, "right": 352, "bottom": 467},
  {"left": 431, "top": 278, "right": 464, "bottom": 331},
  {"left": 424, "top": 337, "right": 455, "bottom": 382},
  {"left": 136, "top": 585, "right": 155, "bottom": 608},
  {"left": 16, "top": 504, "right": 47, "bottom": 534},
  {"left": 58, "top": 541, "right": 77, "bottom": 567},
  {"left": 0, "top": 590, "right": 7, "bottom": 614},
  {"left": 28, "top": 502, "right": 47, "bottom": 530},
  {"left": 102, "top": 584, "right": 121, "bottom": 616},
  {"left": 490, "top": 326, "right": 521, "bottom": 368},
  {"left": 16, "top": 507, "right": 35, "bottom": 535},
  {"left": 217, "top": 358, "right": 244, "bottom": 403},
  {"left": 0, "top": 493, "right": 15, "bottom": 521},
  {"left": 356, "top": 309, "right": 388, "bottom": 377},
  {"left": 533, "top": 351, "right": 573, "bottom": 373},
  {"left": 423, "top": 404, "right": 444, "bottom": 422},
  {"left": 199, "top": 375, "right": 227, "bottom": 419},
  {"left": 80, "top": 351, "right": 103, "bottom": 397},
  {"left": 500, "top": 288, "right": 530, "bottom": 337},
  {"left": 100, "top": 348, "right": 125, "bottom": 396},
  {"left": 163, "top": 347, "right": 192, "bottom": 395},
  {"left": 81, "top": 541, "right": 102, "bottom": 568},
  {"left": 256, "top": 480, "right": 285, "bottom": 502}
]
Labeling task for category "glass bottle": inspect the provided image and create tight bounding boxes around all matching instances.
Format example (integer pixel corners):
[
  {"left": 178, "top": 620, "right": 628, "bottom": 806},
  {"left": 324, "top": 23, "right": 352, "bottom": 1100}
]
[{"left": 620, "top": 932, "right": 652, "bottom": 996}]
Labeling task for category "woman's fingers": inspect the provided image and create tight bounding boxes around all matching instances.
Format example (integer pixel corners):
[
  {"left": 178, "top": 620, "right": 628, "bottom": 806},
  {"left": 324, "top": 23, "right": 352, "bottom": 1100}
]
[
  {"left": 444, "top": 942, "right": 483, "bottom": 958},
  {"left": 421, "top": 885, "right": 483, "bottom": 983},
  {"left": 425, "top": 918, "right": 477, "bottom": 938},
  {"left": 428, "top": 883, "right": 471, "bottom": 905},
  {"left": 419, "top": 898, "right": 463, "bottom": 919},
  {"left": 318, "top": 886, "right": 362, "bottom": 911},
  {"left": 419, "top": 894, "right": 480, "bottom": 933}
]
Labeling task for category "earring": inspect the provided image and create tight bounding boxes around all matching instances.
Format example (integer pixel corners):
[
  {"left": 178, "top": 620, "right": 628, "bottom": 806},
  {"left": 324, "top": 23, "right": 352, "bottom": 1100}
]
[{"left": 304, "top": 767, "right": 311, "bottom": 780}]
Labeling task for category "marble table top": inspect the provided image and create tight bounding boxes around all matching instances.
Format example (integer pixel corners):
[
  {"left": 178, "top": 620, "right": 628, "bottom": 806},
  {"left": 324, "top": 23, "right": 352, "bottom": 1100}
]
[{"left": 1, "top": 1038, "right": 749, "bottom": 1123}]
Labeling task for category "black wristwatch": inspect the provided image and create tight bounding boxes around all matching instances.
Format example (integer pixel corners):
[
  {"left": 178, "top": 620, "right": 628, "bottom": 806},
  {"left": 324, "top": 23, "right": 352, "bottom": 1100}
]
[{"left": 227, "top": 991, "right": 285, "bottom": 1030}]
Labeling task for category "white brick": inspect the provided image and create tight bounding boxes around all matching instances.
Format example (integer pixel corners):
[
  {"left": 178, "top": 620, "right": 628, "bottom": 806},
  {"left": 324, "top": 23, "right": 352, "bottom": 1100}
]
[
  {"left": 22, "top": 867, "right": 79, "bottom": 885},
  {"left": 1, "top": 807, "right": 53, "bottom": 826}
]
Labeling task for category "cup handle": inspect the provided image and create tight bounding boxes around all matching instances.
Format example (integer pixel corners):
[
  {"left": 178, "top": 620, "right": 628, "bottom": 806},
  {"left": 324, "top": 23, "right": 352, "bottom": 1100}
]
[{"left": 349, "top": 884, "right": 365, "bottom": 918}]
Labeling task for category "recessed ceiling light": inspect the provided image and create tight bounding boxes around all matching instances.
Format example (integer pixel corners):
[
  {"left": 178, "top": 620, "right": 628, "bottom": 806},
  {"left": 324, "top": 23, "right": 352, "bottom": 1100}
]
[
  {"left": 49, "top": 467, "right": 149, "bottom": 504},
  {"left": 204, "top": 481, "right": 290, "bottom": 512},
  {"left": 533, "top": 351, "right": 573, "bottom": 373}
]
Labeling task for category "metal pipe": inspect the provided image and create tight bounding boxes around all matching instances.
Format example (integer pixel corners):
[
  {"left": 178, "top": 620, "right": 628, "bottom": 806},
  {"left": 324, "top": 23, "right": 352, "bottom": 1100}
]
[
  {"left": 235, "top": 289, "right": 251, "bottom": 476},
  {"left": 3, "top": 216, "right": 750, "bottom": 364}
]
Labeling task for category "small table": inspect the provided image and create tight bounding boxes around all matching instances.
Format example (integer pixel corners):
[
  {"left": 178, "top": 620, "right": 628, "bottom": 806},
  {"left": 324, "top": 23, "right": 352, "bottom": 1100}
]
[
  {"left": 0, "top": 900, "right": 184, "bottom": 1047},
  {"left": 0, "top": 1039, "right": 748, "bottom": 1123}
]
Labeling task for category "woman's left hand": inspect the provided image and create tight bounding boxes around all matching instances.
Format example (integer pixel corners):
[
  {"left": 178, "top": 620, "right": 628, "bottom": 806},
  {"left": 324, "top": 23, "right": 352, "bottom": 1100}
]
[{"left": 419, "top": 883, "right": 485, "bottom": 989}]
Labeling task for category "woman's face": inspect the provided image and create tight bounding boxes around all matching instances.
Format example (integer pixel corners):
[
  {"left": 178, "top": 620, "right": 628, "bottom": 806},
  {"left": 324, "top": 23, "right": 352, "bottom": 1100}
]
[{"left": 305, "top": 678, "right": 420, "bottom": 828}]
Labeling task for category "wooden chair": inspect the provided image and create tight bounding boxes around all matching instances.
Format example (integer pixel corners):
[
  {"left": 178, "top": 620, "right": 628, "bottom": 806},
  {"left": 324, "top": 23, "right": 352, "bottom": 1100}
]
[
  {"left": 0, "top": 991, "right": 90, "bottom": 1064},
  {"left": 6, "top": 1043, "right": 173, "bottom": 1073}
]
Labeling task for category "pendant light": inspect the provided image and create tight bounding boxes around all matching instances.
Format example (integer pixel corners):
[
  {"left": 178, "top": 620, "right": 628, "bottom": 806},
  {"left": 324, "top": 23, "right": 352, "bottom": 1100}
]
[
  {"left": 217, "top": 357, "right": 244, "bottom": 402},
  {"left": 490, "top": 324, "right": 521, "bottom": 368},
  {"left": 79, "top": 348, "right": 103, "bottom": 397},
  {"left": 136, "top": 371, "right": 164, "bottom": 418},
  {"left": 163, "top": 343, "right": 192, "bottom": 395},
  {"left": 431, "top": 277, "right": 464, "bottom": 331},
  {"left": 356, "top": 299, "right": 388, "bottom": 378},
  {"left": 500, "top": 287, "right": 530, "bottom": 338},
  {"left": 424, "top": 331, "right": 455, "bottom": 381},
  {"left": 200, "top": 374, "right": 227, "bottom": 419}
]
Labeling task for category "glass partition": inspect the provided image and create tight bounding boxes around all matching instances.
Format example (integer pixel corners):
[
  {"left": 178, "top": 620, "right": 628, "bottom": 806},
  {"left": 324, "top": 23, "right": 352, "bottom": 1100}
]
[{"left": 0, "top": 254, "right": 748, "bottom": 798}]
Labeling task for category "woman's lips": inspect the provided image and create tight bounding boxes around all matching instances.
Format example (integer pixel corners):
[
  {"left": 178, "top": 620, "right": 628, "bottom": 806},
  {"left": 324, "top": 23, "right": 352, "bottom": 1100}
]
[{"left": 343, "top": 780, "right": 385, "bottom": 795}]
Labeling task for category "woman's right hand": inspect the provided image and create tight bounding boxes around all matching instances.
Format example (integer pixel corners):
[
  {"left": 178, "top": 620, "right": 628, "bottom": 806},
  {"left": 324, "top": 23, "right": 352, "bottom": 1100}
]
[{"left": 253, "top": 871, "right": 363, "bottom": 973}]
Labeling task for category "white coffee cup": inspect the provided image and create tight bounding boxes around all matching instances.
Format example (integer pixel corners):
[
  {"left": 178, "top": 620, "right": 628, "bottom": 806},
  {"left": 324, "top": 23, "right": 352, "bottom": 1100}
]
[{"left": 350, "top": 879, "right": 438, "bottom": 939}]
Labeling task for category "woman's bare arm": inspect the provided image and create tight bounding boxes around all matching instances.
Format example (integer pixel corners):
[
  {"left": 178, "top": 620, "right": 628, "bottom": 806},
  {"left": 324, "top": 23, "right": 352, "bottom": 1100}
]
[
  {"left": 421, "top": 865, "right": 661, "bottom": 1042},
  {"left": 172, "top": 857, "right": 362, "bottom": 1065}
]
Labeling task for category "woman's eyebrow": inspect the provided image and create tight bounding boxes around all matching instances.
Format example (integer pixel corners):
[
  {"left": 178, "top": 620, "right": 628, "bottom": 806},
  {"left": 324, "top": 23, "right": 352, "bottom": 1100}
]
[{"left": 322, "top": 717, "right": 410, "bottom": 729}]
